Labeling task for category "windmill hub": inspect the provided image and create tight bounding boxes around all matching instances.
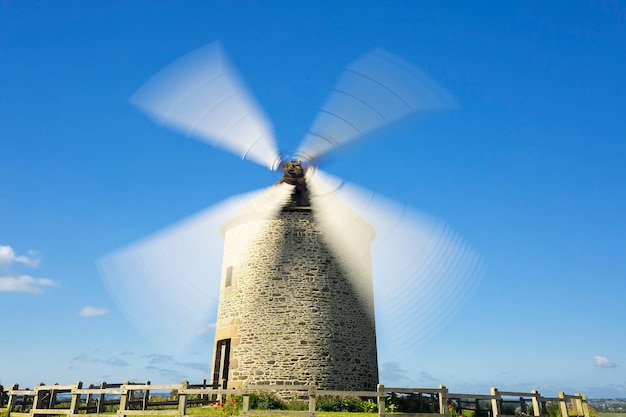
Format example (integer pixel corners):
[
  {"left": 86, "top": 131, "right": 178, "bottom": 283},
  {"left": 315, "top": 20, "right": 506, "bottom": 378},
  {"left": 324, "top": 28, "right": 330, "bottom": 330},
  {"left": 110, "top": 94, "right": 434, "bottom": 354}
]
[
  {"left": 281, "top": 160, "right": 305, "bottom": 184},
  {"left": 278, "top": 159, "right": 311, "bottom": 208},
  {"left": 272, "top": 153, "right": 313, "bottom": 179}
]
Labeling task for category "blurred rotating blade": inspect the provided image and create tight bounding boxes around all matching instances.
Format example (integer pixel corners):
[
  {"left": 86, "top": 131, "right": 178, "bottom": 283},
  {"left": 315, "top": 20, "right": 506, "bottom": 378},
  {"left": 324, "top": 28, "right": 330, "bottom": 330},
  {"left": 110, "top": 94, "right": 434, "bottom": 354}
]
[
  {"left": 298, "top": 49, "right": 458, "bottom": 161},
  {"left": 130, "top": 42, "right": 280, "bottom": 169},
  {"left": 308, "top": 171, "right": 484, "bottom": 358},
  {"left": 97, "top": 185, "right": 293, "bottom": 354},
  {"left": 306, "top": 170, "right": 376, "bottom": 324}
]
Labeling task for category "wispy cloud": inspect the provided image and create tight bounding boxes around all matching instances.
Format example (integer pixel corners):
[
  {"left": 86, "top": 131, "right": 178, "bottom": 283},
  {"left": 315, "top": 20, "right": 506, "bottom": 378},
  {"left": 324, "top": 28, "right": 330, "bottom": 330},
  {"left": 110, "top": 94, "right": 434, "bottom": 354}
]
[
  {"left": 69, "top": 349, "right": 209, "bottom": 384},
  {"left": 380, "top": 361, "right": 409, "bottom": 381},
  {"left": 594, "top": 355, "right": 618, "bottom": 368},
  {"left": 145, "top": 365, "right": 187, "bottom": 381},
  {"left": 0, "top": 245, "right": 40, "bottom": 267},
  {"left": 191, "top": 322, "right": 215, "bottom": 336},
  {"left": 0, "top": 275, "right": 56, "bottom": 293},
  {"left": 180, "top": 362, "right": 209, "bottom": 372},
  {"left": 418, "top": 371, "right": 438, "bottom": 383},
  {"left": 144, "top": 355, "right": 210, "bottom": 380},
  {"left": 72, "top": 353, "right": 130, "bottom": 367},
  {"left": 144, "top": 354, "right": 175, "bottom": 365},
  {"left": 79, "top": 306, "right": 109, "bottom": 317},
  {"left": 106, "top": 357, "right": 130, "bottom": 367}
]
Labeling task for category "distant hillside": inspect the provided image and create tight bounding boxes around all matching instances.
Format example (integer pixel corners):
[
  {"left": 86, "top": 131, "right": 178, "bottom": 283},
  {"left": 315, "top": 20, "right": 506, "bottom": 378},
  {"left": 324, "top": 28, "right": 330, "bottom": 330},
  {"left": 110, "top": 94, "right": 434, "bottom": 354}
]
[{"left": 588, "top": 398, "right": 626, "bottom": 412}]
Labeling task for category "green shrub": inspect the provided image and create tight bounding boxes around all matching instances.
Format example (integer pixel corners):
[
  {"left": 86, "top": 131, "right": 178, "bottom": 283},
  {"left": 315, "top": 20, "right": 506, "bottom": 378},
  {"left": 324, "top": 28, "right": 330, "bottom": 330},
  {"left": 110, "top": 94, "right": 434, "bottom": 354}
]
[
  {"left": 316, "top": 395, "right": 344, "bottom": 411},
  {"left": 386, "top": 393, "right": 403, "bottom": 413},
  {"left": 361, "top": 399, "right": 378, "bottom": 413},
  {"left": 385, "top": 393, "right": 437, "bottom": 413},
  {"left": 547, "top": 403, "right": 561, "bottom": 417},
  {"left": 223, "top": 395, "right": 242, "bottom": 415},
  {"left": 468, "top": 409, "right": 490, "bottom": 417},
  {"left": 316, "top": 396, "right": 367, "bottom": 412},
  {"left": 249, "top": 390, "right": 285, "bottom": 410},
  {"left": 286, "top": 398, "right": 308, "bottom": 411},
  {"left": 502, "top": 404, "right": 517, "bottom": 415}
]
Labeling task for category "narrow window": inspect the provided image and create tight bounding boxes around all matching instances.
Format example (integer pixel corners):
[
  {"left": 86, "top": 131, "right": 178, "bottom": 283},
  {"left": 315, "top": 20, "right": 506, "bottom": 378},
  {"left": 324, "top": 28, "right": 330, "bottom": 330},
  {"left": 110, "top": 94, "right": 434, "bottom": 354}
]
[{"left": 225, "top": 266, "right": 233, "bottom": 287}]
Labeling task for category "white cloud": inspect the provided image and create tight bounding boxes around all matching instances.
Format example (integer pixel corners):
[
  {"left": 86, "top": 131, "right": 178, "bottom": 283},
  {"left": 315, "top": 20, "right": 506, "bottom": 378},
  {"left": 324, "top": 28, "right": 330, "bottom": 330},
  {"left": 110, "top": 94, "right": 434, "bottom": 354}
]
[
  {"left": 79, "top": 306, "right": 109, "bottom": 317},
  {"left": 594, "top": 355, "right": 617, "bottom": 368},
  {"left": 0, "top": 245, "right": 16, "bottom": 265},
  {"left": 0, "top": 245, "right": 40, "bottom": 267},
  {"left": 0, "top": 275, "right": 56, "bottom": 293}
]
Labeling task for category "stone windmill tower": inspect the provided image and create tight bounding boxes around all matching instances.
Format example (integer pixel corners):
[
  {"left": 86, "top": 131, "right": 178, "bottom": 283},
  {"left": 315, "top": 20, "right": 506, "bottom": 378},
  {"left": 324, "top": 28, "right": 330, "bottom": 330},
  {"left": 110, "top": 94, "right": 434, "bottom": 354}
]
[
  {"left": 99, "top": 43, "right": 483, "bottom": 390},
  {"left": 211, "top": 161, "right": 378, "bottom": 390}
]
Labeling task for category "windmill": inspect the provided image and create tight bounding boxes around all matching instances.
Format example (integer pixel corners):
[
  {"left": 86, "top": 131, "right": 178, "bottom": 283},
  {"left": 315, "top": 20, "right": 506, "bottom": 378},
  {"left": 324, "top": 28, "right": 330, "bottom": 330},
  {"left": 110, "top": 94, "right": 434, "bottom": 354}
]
[{"left": 98, "top": 43, "right": 484, "bottom": 390}]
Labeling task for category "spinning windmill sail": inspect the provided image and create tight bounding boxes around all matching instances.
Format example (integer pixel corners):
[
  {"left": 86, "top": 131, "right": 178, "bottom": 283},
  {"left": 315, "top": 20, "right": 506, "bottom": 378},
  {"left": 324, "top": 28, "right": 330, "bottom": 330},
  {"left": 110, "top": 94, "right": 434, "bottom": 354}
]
[{"left": 98, "top": 43, "right": 483, "bottom": 387}]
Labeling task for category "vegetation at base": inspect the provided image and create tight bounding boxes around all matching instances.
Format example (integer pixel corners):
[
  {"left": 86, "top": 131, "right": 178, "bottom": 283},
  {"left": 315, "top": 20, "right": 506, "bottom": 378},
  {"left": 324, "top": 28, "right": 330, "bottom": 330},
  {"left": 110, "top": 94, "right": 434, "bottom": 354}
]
[
  {"left": 182, "top": 392, "right": 381, "bottom": 415},
  {"left": 386, "top": 392, "right": 439, "bottom": 413},
  {"left": 316, "top": 396, "right": 376, "bottom": 412},
  {"left": 249, "top": 391, "right": 285, "bottom": 410},
  {"left": 317, "top": 413, "right": 376, "bottom": 417}
]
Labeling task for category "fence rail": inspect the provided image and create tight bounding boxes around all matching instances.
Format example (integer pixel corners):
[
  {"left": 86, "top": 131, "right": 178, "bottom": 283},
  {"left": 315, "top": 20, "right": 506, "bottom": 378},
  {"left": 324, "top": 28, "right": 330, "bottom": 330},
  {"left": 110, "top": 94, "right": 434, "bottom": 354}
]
[{"left": 0, "top": 381, "right": 589, "bottom": 417}]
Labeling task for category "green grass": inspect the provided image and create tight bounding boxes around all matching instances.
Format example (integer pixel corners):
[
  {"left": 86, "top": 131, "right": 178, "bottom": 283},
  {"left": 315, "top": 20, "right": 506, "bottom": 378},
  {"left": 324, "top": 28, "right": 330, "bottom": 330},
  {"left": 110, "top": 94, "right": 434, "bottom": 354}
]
[
  {"left": 185, "top": 413, "right": 374, "bottom": 417},
  {"left": 184, "top": 409, "right": 377, "bottom": 417},
  {"left": 317, "top": 413, "right": 375, "bottom": 417}
]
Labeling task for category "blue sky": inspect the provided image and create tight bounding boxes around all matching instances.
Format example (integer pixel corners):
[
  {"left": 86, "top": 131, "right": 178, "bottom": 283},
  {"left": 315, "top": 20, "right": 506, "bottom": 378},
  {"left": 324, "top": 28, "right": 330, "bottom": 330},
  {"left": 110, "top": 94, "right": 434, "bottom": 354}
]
[{"left": 1, "top": 1, "right": 625, "bottom": 399}]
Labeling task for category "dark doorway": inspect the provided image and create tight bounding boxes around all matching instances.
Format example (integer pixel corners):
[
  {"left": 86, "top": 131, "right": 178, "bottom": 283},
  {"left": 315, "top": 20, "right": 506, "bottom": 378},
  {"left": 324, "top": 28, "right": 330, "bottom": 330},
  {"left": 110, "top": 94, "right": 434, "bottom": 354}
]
[{"left": 212, "top": 339, "right": 231, "bottom": 388}]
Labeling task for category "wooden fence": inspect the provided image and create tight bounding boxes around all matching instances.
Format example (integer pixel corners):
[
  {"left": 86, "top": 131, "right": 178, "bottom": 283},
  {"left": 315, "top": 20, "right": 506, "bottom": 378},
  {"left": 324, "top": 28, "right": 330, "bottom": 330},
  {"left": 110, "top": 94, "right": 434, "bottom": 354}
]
[{"left": 0, "top": 381, "right": 590, "bottom": 417}]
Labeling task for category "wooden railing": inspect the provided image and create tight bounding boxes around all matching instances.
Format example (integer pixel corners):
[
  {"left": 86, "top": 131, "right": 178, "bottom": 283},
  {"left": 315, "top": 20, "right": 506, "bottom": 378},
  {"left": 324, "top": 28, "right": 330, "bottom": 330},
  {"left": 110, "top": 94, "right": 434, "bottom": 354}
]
[{"left": 0, "top": 381, "right": 590, "bottom": 417}]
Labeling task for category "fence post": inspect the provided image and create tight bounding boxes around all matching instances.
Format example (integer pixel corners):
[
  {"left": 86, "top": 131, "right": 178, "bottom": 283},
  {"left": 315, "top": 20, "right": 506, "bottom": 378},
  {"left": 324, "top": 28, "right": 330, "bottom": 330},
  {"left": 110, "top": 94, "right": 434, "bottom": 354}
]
[
  {"left": 490, "top": 387, "right": 501, "bottom": 417},
  {"left": 7, "top": 384, "right": 19, "bottom": 411},
  {"left": 440, "top": 385, "right": 449, "bottom": 416},
  {"left": 32, "top": 382, "right": 45, "bottom": 413},
  {"left": 531, "top": 390, "right": 541, "bottom": 417},
  {"left": 85, "top": 384, "right": 95, "bottom": 409},
  {"left": 242, "top": 388, "right": 250, "bottom": 417},
  {"left": 143, "top": 381, "right": 151, "bottom": 410},
  {"left": 572, "top": 393, "right": 588, "bottom": 417},
  {"left": 119, "top": 381, "right": 131, "bottom": 416},
  {"left": 377, "top": 384, "right": 386, "bottom": 417},
  {"left": 96, "top": 382, "right": 106, "bottom": 414},
  {"left": 47, "top": 384, "right": 57, "bottom": 409},
  {"left": 558, "top": 392, "right": 569, "bottom": 417},
  {"left": 69, "top": 381, "right": 82, "bottom": 416},
  {"left": 201, "top": 379, "right": 207, "bottom": 405},
  {"left": 580, "top": 394, "right": 590, "bottom": 417},
  {"left": 177, "top": 380, "right": 188, "bottom": 416},
  {"left": 308, "top": 386, "right": 316, "bottom": 417}
]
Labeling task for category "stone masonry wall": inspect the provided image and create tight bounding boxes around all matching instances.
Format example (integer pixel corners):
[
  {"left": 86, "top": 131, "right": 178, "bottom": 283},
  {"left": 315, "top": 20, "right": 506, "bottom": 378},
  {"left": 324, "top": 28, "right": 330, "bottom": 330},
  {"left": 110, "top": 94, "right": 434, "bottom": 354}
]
[{"left": 213, "top": 208, "right": 379, "bottom": 391}]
